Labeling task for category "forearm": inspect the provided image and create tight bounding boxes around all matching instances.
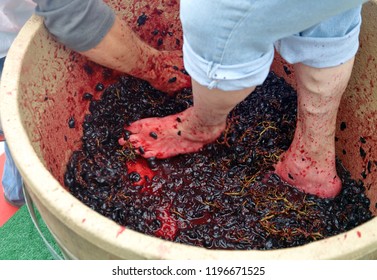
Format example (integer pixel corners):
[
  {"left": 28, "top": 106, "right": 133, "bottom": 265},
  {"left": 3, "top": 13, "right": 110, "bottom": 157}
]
[
  {"left": 33, "top": 0, "right": 160, "bottom": 82},
  {"left": 79, "top": 16, "right": 159, "bottom": 81},
  {"left": 33, "top": 0, "right": 190, "bottom": 93},
  {"left": 34, "top": 0, "right": 154, "bottom": 76}
]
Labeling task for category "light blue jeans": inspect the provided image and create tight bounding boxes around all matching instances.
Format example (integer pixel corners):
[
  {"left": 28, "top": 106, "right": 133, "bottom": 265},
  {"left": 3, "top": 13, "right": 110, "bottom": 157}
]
[
  {"left": 180, "top": 0, "right": 365, "bottom": 91},
  {"left": 2, "top": 141, "right": 24, "bottom": 203},
  {"left": 0, "top": 56, "right": 24, "bottom": 204}
]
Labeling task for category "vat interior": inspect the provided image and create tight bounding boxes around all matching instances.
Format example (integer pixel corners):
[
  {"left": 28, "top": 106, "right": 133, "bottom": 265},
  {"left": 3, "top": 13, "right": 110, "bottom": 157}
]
[{"left": 17, "top": 0, "right": 377, "bottom": 216}]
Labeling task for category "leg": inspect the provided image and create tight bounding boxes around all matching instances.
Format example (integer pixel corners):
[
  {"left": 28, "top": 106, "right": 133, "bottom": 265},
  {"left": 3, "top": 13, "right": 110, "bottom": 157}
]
[
  {"left": 275, "top": 58, "right": 355, "bottom": 198},
  {"left": 119, "top": 0, "right": 362, "bottom": 160},
  {"left": 275, "top": 6, "right": 362, "bottom": 198},
  {"left": 119, "top": 1, "right": 266, "bottom": 159},
  {"left": 1, "top": 58, "right": 24, "bottom": 207},
  {"left": 2, "top": 142, "right": 24, "bottom": 207},
  {"left": 120, "top": 80, "right": 255, "bottom": 158}
]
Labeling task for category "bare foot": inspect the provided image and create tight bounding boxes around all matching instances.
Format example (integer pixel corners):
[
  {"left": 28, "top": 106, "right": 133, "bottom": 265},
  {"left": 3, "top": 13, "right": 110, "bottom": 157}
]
[
  {"left": 133, "top": 50, "right": 191, "bottom": 95},
  {"left": 274, "top": 144, "right": 342, "bottom": 198},
  {"left": 118, "top": 107, "right": 225, "bottom": 159}
]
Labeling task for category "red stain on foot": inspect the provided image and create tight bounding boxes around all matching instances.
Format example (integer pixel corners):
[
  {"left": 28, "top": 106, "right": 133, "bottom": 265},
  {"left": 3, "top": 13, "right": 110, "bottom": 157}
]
[{"left": 357, "top": 231, "right": 362, "bottom": 238}]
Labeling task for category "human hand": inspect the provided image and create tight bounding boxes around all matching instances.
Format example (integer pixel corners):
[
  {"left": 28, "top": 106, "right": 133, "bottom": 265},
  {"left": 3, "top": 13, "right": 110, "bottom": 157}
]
[{"left": 143, "top": 50, "right": 191, "bottom": 96}]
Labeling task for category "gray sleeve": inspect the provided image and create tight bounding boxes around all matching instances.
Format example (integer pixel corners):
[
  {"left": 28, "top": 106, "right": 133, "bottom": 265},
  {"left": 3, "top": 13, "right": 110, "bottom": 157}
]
[{"left": 33, "top": 0, "right": 115, "bottom": 52}]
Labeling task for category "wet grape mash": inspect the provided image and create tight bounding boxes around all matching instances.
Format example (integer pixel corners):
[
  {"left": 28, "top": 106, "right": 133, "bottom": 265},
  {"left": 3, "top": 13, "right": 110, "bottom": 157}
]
[{"left": 64, "top": 72, "right": 372, "bottom": 250}]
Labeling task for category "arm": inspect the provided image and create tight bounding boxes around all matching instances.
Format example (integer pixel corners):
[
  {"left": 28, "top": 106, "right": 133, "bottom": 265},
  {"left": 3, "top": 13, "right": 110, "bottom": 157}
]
[
  {"left": 79, "top": 16, "right": 189, "bottom": 94},
  {"left": 33, "top": 0, "right": 190, "bottom": 93},
  {"left": 33, "top": 0, "right": 115, "bottom": 52}
]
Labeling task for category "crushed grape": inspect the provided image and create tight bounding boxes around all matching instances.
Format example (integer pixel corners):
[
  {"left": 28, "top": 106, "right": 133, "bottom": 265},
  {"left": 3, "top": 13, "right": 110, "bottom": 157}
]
[{"left": 64, "top": 72, "right": 373, "bottom": 250}]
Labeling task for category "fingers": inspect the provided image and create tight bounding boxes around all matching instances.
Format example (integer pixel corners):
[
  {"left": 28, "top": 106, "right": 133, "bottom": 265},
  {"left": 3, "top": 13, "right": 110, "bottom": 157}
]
[{"left": 149, "top": 50, "right": 191, "bottom": 94}]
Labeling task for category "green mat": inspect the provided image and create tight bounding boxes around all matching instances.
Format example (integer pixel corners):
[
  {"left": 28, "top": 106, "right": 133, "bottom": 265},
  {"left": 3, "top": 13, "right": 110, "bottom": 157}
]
[{"left": 0, "top": 205, "right": 63, "bottom": 260}]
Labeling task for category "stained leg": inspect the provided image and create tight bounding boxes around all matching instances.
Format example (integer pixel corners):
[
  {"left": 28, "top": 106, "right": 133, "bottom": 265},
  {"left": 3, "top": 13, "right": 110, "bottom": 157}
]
[
  {"left": 275, "top": 58, "right": 355, "bottom": 198},
  {"left": 119, "top": 80, "right": 255, "bottom": 159}
]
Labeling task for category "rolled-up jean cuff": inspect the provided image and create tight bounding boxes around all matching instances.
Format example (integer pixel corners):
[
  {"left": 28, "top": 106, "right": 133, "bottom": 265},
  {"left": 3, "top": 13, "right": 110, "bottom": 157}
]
[
  {"left": 275, "top": 18, "right": 361, "bottom": 68},
  {"left": 183, "top": 37, "right": 274, "bottom": 91}
]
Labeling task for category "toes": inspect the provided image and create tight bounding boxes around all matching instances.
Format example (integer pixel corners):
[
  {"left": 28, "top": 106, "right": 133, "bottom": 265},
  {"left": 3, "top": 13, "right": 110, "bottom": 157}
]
[{"left": 128, "top": 135, "right": 143, "bottom": 147}]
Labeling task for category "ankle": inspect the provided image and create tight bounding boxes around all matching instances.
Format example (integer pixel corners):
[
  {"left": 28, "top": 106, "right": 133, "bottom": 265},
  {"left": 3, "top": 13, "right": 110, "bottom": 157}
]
[{"left": 179, "top": 109, "right": 226, "bottom": 143}]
